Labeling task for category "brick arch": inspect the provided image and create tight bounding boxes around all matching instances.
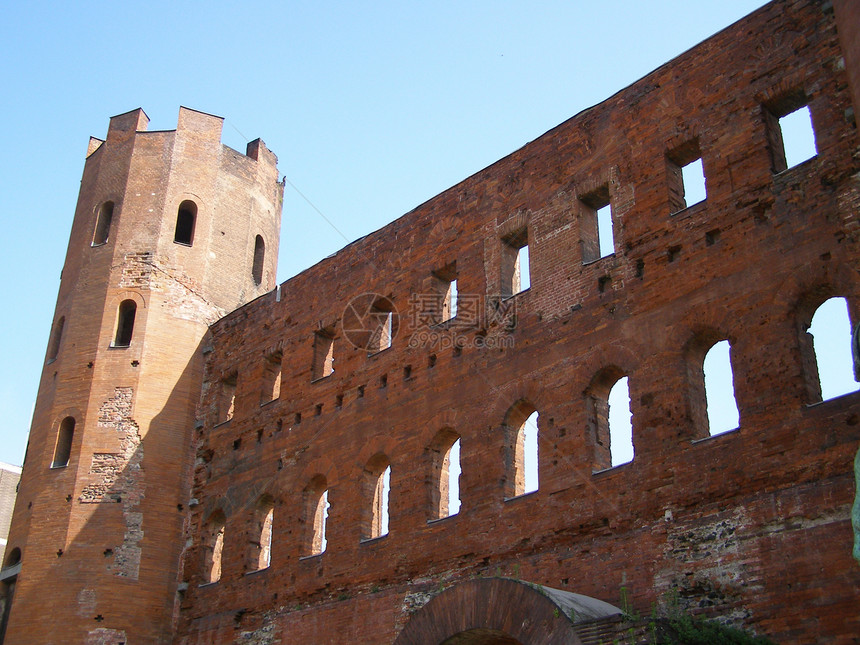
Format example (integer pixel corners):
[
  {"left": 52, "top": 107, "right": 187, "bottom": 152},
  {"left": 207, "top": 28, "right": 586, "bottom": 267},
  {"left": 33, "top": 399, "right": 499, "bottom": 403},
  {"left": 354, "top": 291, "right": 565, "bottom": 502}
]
[{"left": 393, "top": 578, "right": 583, "bottom": 645}]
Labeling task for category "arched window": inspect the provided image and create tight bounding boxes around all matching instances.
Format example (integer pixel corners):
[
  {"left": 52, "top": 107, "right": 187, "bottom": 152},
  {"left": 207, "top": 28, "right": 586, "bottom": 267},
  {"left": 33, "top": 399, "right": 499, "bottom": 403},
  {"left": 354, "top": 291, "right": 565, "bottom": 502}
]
[
  {"left": 807, "top": 297, "right": 858, "bottom": 401},
  {"left": 361, "top": 455, "right": 390, "bottom": 540},
  {"left": 703, "top": 340, "right": 740, "bottom": 435},
  {"left": 585, "top": 367, "right": 632, "bottom": 471},
  {"left": 502, "top": 400, "right": 539, "bottom": 498},
  {"left": 113, "top": 300, "right": 137, "bottom": 347},
  {"left": 47, "top": 316, "right": 65, "bottom": 362},
  {"left": 428, "top": 429, "right": 461, "bottom": 520},
  {"left": 202, "top": 511, "right": 225, "bottom": 583},
  {"left": 303, "top": 476, "right": 329, "bottom": 556},
  {"left": 92, "top": 201, "right": 114, "bottom": 246},
  {"left": 261, "top": 351, "right": 282, "bottom": 404},
  {"left": 174, "top": 201, "right": 197, "bottom": 246},
  {"left": 252, "top": 235, "right": 265, "bottom": 286},
  {"left": 607, "top": 377, "right": 633, "bottom": 465},
  {"left": 247, "top": 497, "right": 274, "bottom": 571},
  {"left": 51, "top": 416, "right": 75, "bottom": 468}
]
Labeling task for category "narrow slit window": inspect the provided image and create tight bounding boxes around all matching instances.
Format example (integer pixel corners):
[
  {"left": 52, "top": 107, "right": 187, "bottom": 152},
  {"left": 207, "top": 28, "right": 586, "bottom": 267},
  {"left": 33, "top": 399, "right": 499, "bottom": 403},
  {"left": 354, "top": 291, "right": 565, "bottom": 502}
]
[
  {"left": 703, "top": 340, "right": 739, "bottom": 435},
  {"left": 522, "top": 411, "right": 539, "bottom": 494},
  {"left": 47, "top": 316, "right": 65, "bottom": 362},
  {"left": 92, "top": 201, "right": 114, "bottom": 246},
  {"left": 429, "top": 263, "right": 459, "bottom": 324},
  {"left": 808, "top": 297, "right": 858, "bottom": 401},
  {"left": 501, "top": 229, "right": 529, "bottom": 297},
  {"left": 447, "top": 438, "right": 461, "bottom": 516},
  {"left": 51, "top": 416, "right": 75, "bottom": 468},
  {"left": 580, "top": 185, "right": 613, "bottom": 262},
  {"left": 113, "top": 300, "right": 137, "bottom": 347},
  {"left": 174, "top": 201, "right": 197, "bottom": 246},
  {"left": 252, "top": 235, "right": 265, "bottom": 286},
  {"left": 369, "top": 300, "right": 394, "bottom": 353}
]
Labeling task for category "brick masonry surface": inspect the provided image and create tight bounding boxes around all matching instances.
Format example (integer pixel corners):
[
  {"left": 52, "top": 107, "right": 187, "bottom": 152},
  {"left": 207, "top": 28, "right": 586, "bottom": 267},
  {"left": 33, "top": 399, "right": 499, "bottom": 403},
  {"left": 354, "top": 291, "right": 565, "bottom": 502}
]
[{"left": 4, "top": 0, "right": 860, "bottom": 644}]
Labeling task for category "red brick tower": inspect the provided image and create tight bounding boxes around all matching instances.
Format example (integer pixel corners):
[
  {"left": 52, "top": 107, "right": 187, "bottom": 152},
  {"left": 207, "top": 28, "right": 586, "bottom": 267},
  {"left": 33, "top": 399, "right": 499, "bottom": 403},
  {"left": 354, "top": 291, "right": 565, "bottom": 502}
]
[{"left": 0, "top": 107, "right": 282, "bottom": 644}]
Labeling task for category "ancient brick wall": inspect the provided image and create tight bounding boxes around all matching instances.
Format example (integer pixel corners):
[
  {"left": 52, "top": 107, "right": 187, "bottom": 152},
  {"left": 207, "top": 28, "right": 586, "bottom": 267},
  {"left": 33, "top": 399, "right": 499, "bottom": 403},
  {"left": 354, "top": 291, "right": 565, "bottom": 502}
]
[{"left": 177, "top": 1, "right": 860, "bottom": 643}]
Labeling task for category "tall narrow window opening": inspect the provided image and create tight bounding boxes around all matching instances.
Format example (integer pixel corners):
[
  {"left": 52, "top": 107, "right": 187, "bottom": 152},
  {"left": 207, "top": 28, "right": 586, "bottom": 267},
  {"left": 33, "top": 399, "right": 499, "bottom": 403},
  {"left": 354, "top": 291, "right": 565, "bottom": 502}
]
[
  {"left": 580, "top": 185, "right": 613, "bottom": 262},
  {"left": 667, "top": 140, "right": 706, "bottom": 214},
  {"left": 369, "top": 299, "right": 394, "bottom": 353},
  {"left": 218, "top": 373, "right": 237, "bottom": 424},
  {"left": 252, "top": 235, "right": 265, "bottom": 286},
  {"left": 428, "top": 429, "right": 461, "bottom": 520},
  {"left": 248, "top": 497, "right": 274, "bottom": 571},
  {"left": 51, "top": 416, "right": 75, "bottom": 468},
  {"left": 202, "top": 511, "right": 225, "bottom": 584},
  {"left": 501, "top": 229, "right": 529, "bottom": 297},
  {"left": 585, "top": 367, "right": 632, "bottom": 471},
  {"left": 361, "top": 455, "right": 391, "bottom": 540},
  {"left": 303, "top": 477, "right": 329, "bottom": 556},
  {"left": 502, "top": 401, "right": 539, "bottom": 498},
  {"left": 312, "top": 331, "right": 335, "bottom": 380},
  {"left": 703, "top": 340, "right": 740, "bottom": 435},
  {"left": 430, "top": 263, "right": 459, "bottom": 323},
  {"left": 174, "top": 200, "right": 197, "bottom": 246},
  {"left": 47, "top": 316, "right": 65, "bottom": 362},
  {"left": 764, "top": 91, "right": 817, "bottom": 172},
  {"left": 608, "top": 377, "right": 633, "bottom": 466},
  {"left": 113, "top": 300, "right": 137, "bottom": 347},
  {"left": 92, "top": 201, "right": 114, "bottom": 246},
  {"left": 808, "top": 297, "right": 858, "bottom": 401},
  {"left": 261, "top": 351, "right": 282, "bottom": 404}
]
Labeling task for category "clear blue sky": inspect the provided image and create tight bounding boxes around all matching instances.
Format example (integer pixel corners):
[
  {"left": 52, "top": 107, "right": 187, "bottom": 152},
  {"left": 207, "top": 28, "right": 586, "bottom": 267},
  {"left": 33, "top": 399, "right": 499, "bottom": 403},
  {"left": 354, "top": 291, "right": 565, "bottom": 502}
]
[{"left": 3, "top": 0, "right": 836, "bottom": 468}]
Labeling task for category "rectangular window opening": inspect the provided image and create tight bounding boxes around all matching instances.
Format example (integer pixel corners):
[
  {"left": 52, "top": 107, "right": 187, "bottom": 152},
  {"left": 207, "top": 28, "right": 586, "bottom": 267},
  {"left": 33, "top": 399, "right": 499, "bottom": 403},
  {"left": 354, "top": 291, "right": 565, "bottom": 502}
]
[
  {"left": 580, "top": 185, "right": 613, "bottom": 263},
  {"left": 501, "top": 229, "right": 529, "bottom": 297},
  {"left": 311, "top": 331, "right": 335, "bottom": 381},
  {"left": 667, "top": 141, "right": 705, "bottom": 214},
  {"left": 778, "top": 105, "right": 817, "bottom": 169}
]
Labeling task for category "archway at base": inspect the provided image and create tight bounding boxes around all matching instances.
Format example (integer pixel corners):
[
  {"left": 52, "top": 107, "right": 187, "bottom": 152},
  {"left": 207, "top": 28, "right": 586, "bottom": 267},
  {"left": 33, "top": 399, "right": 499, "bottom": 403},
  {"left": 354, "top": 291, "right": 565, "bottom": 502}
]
[{"left": 394, "top": 577, "right": 622, "bottom": 645}]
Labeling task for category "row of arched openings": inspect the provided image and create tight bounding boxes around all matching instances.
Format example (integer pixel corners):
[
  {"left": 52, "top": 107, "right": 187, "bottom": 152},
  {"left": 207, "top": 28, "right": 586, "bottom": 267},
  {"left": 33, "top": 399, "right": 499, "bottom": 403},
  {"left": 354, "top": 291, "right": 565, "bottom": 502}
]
[{"left": 197, "top": 297, "right": 856, "bottom": 582}]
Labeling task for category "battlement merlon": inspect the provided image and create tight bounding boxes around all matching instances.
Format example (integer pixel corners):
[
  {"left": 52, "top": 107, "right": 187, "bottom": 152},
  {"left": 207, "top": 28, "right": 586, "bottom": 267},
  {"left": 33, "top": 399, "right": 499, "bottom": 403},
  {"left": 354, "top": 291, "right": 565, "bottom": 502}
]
[{"left": 88, "top": 106, "right": 278, "bottom": 173}]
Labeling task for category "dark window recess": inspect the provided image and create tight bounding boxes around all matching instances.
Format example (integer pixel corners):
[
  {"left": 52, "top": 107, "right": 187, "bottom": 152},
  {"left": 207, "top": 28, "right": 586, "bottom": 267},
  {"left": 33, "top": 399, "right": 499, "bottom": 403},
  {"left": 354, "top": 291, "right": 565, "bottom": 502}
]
[
  {"left": 114, "top": 300, "right": 137, "bottom": 347},
  {"left": 52, "top": 417, "right": 75, "bottom": 468},
  {"left": 174, "top": 201, "right": 197, "bottom": 245},
  {"left": 92, "top": 201, "right": 114, "bottom": 246},
  {"left": 252, "top": 235, "right": 265, "bottom": 285}
]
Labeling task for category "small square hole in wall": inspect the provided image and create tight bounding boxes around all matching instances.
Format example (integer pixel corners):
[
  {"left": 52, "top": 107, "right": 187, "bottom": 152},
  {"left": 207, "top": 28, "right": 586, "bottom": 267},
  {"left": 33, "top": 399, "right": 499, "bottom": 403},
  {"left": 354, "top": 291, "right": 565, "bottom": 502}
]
[
  {"left": 335, "top": 394, "right": 343, "bottom": 408},
  {"left": 315, "top": 403, "right": 323, "bottom": 416},
  {"left": 667, "top": 245, "right": 682, "bottom": 263},
  {"left": 403, "top": 365, "right": 412, "bottom": 380},
  {"left": 453, "top": 345, "right": 462, "bottom": 358},
  {"left": 428, "top": 354, "right": 437, "bottom": 368},
  {"left": 705, "top": 229, "right": 721, "bottom": 246},
  {"left": 294, "top": 412, "right": 302, "bottom": 425},
  {"left": 379, "top": 374, "right": 388, "bottom": 388},
  {"left": 598, "top": 275, "right": 611, "bottom": 293},
  {"left": 357, "top": 385, "right": 365, "bottom": 398}
]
